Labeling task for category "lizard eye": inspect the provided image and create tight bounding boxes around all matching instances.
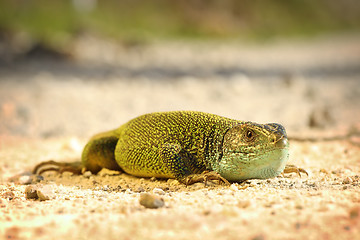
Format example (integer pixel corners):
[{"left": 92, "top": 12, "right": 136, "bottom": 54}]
[{"left": 244, "top": 129, "right": 255, "bottom": 141}]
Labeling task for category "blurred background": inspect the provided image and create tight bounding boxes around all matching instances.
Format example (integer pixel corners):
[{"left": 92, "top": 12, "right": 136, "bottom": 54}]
[
  {"left": 0, "top": 0, "right": 360, "bottom": 139},
  {"left": 1, "top": 0, "right": 360, "bottom": 45}
]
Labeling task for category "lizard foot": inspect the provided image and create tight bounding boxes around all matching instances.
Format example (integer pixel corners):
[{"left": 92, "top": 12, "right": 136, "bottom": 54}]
[
  {"left": 32, "top": 160, "right": 83, "bottom": 175},
  {"left": 181, "top": 171, "right": 231, "bottom": 186},
  {"left": 282, "top": 164, "right": 308, "bottom": 177}
]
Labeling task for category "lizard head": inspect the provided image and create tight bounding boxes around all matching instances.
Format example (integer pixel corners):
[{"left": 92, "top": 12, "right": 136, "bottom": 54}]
[{"left": 216, "top": 122, "right": 289, "bottom": 181}]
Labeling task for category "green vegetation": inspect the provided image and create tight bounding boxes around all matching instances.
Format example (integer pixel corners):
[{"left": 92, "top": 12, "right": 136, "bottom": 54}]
[{"left": 0, "top": 0, "right": 359, "bottom": 45}]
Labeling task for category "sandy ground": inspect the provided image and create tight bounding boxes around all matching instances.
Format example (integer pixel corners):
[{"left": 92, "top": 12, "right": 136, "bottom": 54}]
[{"left": 1, "top": 34, "right": 360, "bottom": 240}]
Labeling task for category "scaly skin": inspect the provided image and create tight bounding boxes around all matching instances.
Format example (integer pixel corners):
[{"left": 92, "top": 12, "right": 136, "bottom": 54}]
[{"left": 34, "top": 111, "right": 305, "bottom": 184}]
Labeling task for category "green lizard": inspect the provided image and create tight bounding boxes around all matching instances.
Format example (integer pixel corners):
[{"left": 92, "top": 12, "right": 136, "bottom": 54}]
[{"left": 33, "top": 111, "right": 306, "bottom": 184}]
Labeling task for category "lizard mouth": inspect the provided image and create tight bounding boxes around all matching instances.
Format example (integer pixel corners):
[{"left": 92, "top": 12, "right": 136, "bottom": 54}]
[{"left": 227, "top": 137, "right": 289, "bottom": 156}]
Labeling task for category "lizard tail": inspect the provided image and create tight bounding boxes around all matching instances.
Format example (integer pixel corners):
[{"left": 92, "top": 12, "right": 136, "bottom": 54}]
[{"left": 32, "top": 160, "right": 83, "bottom": 175}]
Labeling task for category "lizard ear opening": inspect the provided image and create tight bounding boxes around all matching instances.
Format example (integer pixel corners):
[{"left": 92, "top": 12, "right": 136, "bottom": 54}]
[
  {"left": 217, "top": 125, "right": 240, "bottom": 162},
  {"left": 220, "top": 124, "right": 246, "bottom": 152}
]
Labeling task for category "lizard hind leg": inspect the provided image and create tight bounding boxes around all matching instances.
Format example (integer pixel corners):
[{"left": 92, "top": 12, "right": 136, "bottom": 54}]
[{"left": 33, "top": 131, "right": 121, "bottom": 176}]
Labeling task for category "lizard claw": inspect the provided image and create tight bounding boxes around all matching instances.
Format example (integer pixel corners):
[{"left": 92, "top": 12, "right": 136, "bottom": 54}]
[
  {"left": 282, "top": 164, "right": 308, "bottom": 177},
  {"left": 182, "top": 171, "right": 231, "bottom": 186}
]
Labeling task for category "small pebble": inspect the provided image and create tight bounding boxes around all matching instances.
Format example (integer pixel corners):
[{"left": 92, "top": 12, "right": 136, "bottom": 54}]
[
  {"left": 21, "top": 175, "right": 44, "bottom": 185},
  {"left": 230, "top": 183, "right": 248, "bottom": 191},
  {"left": 38, "top": 185, "right": 54, "bottom": 201},
  {"left": 83, "top": 171, "right": 92, "bottom": 178},
  {"left": 295, "top": 204, "right": 304, "bottom": 210},
  {"left": 125, "top": 188, "right": 133, "bottom": 194},
  {"left": 98, "top": 168, "right": 120, "bottom": 177},
  {"left": 319, "top": 169, "right": 329, "bottom": 174},
  {"left": 202, "top": 209, "right": 211, "bottom": 215},
  {"left": 5, "top": 226, "right": 20, "bottom": 240},
  {"left": 331, "top": 169, "right": 342, "bottom": 175},
  {"left": 19, "top": 175, "right": 33, "bottom": 185},
  {"left": 2, "top": 191, "right": 15, "bottom": 200},
  {"left": 25, "top": 186, "right": 38, "bottom": 200},
  {"left": 152, "top": 188, "right": 165, "bottom": 195},
  {"left": 8, "top": 172, "right": 43, "bottom": 185},
  {"left": 139, "top": 193, "right": 164, "bottom": 209},
  {"left": 135, "top": 186, "right": 145, "bottom": 193},
  {"left": 25, "top": 185, "right": 54, "bottom": 201},
  {"left": 237, "top": 200, "right": 251, "bottom": 208},
  {"left": 101, "top": 185, "right": 111, "bottom": 191},
  {"left": 37, "top": 189, "right": 50, "bottom": 201},
  {"left": 251, "top": 234, "right": 265, "bottom": 240},
  {"left": 349, "top": 206, "right": 360, "bottom": 219},
  {"left": 342, "top": 177, "right": 353, "bottom": 184}
]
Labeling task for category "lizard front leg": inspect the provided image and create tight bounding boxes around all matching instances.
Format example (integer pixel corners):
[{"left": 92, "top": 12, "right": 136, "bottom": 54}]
[
  {"left": 160, "top": 143, "right": 229, "bottom": 185},
  {"left": 182, "top": 171, "right": 230, "bottom": 186},
  {"left": 282, "top": 164, "right": 308, "bottom": 177}
]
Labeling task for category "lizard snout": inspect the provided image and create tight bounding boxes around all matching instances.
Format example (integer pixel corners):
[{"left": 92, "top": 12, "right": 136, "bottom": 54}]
[
  {"left": 272, "top": 133, "right": 288, "bottom": 148},
  {"left": 275, "top": 137, "right": 288, "bottom": 148}
]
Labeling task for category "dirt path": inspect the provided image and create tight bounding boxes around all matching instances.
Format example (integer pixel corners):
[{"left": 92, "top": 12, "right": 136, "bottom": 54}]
[{"left": 1, "top": 138, "right": 359, "bottom": 240}]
